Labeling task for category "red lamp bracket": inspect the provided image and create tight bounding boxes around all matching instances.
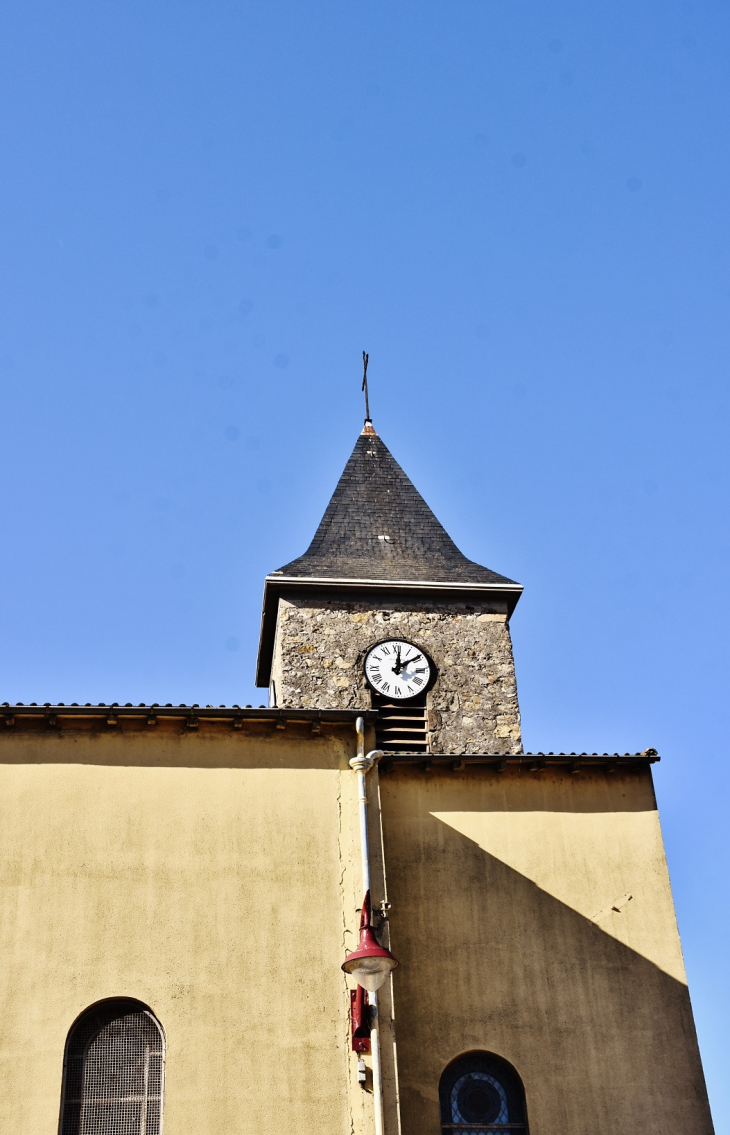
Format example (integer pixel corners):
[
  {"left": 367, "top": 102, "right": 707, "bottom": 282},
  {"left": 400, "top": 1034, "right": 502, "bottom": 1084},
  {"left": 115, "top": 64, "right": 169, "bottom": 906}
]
[{"left": 350, "top": 985, "right": 371, "bottom": 1053}]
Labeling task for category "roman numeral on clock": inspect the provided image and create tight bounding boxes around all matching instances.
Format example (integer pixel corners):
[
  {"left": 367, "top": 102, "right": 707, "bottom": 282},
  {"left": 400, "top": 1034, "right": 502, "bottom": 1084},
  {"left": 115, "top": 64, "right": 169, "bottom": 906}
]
[{"left": 364, "top": 640, "right": 432, "bottom": 700}]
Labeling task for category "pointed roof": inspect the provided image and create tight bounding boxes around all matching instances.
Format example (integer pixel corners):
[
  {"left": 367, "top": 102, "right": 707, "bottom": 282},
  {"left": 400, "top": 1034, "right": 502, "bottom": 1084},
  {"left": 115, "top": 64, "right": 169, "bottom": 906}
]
[
  {"left": 256, "top": 420, "right": 522, "bottom": 684},
  {"left": 272, "top": 423, "right": 517, "bottom": 587}
]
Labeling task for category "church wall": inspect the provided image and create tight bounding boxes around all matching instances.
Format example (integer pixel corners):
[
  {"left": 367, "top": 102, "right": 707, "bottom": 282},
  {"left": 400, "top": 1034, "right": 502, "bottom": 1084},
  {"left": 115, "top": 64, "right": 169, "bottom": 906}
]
[
  {"left": 0, "top": 724, "right": 387, "bottom": 1135},
  {"left": 377, "top": 764, "right": 713, "bottom": 1135},
  {"left": 272, "top": 596, "right": 522, "bottom": 754},
  {"left": 0, "top": 724, "right": 711, "bottom": 1134}
]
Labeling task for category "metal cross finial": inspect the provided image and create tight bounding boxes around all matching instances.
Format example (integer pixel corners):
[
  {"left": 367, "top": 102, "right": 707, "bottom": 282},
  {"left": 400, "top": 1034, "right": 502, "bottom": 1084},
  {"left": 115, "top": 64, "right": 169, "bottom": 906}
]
[{"left": 362, "top": 351, "right": 371, "bottom": 422}]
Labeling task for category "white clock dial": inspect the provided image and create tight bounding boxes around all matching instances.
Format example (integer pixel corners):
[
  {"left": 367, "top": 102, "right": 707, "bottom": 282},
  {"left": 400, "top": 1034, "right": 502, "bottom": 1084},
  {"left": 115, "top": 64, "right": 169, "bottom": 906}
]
[{"left": 364, "top": 639, "right": 432, "bottom": 700}]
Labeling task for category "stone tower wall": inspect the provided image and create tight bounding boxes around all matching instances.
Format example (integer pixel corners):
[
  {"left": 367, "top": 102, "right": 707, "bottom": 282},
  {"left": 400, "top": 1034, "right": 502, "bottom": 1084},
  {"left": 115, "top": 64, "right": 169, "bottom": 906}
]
[{"left": 271, "top": 595, "right": 522, "bottom": 755}]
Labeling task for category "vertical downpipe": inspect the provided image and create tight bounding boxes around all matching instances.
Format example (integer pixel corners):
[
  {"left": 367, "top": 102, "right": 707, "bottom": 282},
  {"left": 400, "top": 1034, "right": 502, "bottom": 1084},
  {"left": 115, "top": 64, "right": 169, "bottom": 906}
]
[{"left": 353, "top": 716, "right": 385, "bottom": 1135}]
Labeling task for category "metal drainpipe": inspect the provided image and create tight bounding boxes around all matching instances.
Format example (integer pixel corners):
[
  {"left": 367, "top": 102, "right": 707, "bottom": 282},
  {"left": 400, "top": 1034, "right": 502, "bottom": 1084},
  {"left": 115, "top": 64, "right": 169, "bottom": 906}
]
[{"left": 352, "top": 716, "right": 386, "bottom": 1135}]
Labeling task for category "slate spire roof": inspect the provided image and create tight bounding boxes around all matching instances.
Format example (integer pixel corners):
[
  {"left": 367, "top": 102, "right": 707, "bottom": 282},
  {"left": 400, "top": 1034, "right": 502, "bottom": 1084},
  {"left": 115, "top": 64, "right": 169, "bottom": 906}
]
[{"left": 273, "top": 422, "right": 517, "bottom": 587}]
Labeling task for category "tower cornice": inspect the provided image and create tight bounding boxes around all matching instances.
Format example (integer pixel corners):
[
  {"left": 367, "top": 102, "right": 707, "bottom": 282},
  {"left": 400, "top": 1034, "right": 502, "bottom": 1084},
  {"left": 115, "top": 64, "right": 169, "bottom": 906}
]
[{"left": 255, "top": 573, "right": 522, "bottom": 687}]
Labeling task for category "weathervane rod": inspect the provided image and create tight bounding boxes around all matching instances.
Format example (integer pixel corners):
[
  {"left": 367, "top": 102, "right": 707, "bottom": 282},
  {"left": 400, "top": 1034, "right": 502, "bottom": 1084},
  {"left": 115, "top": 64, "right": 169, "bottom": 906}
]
[{"left": 362, "top": 351, "right": 371, "bottom": 422}]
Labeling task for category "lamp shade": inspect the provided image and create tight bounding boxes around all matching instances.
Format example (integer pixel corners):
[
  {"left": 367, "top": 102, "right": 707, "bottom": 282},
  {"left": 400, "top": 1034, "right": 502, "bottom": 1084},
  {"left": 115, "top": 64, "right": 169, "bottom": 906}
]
[{"left": 342, "top": 890, "right": 399, "bottom": 993}]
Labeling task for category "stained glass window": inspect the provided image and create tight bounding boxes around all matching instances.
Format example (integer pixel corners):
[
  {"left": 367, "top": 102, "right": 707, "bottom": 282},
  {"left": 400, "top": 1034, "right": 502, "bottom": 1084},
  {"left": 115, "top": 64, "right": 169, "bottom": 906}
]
[
  {"left": 439, "top": 1053, "right": 528, "bottom": 1135},
  {"left": 59, "top": 999, "right": 165, "bottom": 1135}
]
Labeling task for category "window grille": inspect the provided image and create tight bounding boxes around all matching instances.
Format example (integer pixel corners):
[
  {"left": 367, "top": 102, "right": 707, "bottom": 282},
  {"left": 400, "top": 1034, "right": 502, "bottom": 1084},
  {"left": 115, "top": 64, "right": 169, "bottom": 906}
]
[
  {"left": 59, "top": 999, "right": 165, "bottom": 1135},
  {"left": 439, "top": 1053, "right": 529, "bottom": 1135},
  {"left": 373, "top": 691, "right": 429, "bottom": 753}
]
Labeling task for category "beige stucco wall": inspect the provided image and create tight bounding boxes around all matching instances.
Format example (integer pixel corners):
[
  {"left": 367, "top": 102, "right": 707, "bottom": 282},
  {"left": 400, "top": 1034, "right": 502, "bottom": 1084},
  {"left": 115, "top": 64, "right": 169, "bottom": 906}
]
[
  {"left": 0, "top": 725, "right": 712, "bottom": 1135},
  {"left": 379, "top": 764, "right": 713, "bottom": 1135},
  {"left": 0, "top": 724, "right": 393, "bottom": 1135}
]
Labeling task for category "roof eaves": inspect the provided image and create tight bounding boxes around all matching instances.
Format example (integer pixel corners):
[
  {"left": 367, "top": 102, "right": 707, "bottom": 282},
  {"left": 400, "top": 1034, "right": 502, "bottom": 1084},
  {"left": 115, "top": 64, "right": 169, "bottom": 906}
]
[
  {"left": 379, "top": 751, "right": 660, "bottom": 770},
  {"left": 0, "top": 704, "right": 378, "bottom": 724},
  {"left": 265, "top": 573, "right": 523, "bottom": 591}
]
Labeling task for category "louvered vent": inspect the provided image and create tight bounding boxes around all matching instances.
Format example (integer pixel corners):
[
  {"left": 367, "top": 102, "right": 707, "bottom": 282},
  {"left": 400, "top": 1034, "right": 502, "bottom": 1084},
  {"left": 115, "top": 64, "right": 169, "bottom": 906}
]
[
  {"left": 373, "top": 691, "right": 429, "bottom": 753},
  {"left": 60, "top": 999, "right": 164, "bottom": 1135}
]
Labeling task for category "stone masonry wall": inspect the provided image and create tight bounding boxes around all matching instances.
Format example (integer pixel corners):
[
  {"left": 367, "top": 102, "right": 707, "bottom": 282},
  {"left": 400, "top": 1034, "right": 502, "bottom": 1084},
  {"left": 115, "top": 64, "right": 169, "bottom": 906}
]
[{"left": 271, "top": 596, "right": 522, "bottom": 755}]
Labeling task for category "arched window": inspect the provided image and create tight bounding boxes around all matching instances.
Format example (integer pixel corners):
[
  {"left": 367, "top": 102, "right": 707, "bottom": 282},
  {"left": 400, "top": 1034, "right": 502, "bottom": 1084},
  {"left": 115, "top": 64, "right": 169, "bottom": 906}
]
[
  {"left": 439, "top": 1052, "right": 529, "bottom": 1135},
  {"left": 59, "top": 998, "right": 165, "bottom": 1135}
]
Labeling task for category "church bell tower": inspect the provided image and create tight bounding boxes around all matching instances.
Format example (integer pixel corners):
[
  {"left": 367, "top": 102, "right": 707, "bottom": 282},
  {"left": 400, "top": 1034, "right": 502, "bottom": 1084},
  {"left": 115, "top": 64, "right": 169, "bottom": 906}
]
[{"left": 256, "top": 419, "right": 523, "bottom": 755}]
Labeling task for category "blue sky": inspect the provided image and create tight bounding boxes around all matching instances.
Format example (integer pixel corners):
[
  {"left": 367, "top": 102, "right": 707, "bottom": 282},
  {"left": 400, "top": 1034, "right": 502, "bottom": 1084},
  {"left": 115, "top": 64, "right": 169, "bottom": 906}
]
[{"left": 1, "top": 0, "right": 728, "bottom": 1122}]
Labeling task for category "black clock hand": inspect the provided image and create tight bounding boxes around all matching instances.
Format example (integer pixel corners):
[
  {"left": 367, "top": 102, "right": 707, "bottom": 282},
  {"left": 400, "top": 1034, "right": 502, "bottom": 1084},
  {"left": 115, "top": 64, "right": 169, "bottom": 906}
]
[{"left": 394, "top": 650, "right": 423, "bottom": 675}]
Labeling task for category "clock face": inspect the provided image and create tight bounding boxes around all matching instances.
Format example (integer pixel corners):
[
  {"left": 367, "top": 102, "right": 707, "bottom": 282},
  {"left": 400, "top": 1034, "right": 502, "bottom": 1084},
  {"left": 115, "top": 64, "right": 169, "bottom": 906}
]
[{"left": 364, "top": 639, "right": 432, "bottom": 700}]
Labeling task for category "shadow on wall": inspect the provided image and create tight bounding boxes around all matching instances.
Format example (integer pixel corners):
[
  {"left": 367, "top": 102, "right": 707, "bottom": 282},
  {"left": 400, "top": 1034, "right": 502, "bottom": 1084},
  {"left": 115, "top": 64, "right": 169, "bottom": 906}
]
[
  {"left": 0, "top": 728, "right": 355, "bottom": 770},
  {"left": 379, "top": 772, "right": 714, "bottom": 1135}
]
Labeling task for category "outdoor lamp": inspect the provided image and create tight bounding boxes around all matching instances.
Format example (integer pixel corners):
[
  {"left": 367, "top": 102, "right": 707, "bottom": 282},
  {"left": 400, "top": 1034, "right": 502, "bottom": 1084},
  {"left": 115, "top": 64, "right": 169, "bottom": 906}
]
[{"left": 342, "top": 890, "right": 399, "bottom": 993}]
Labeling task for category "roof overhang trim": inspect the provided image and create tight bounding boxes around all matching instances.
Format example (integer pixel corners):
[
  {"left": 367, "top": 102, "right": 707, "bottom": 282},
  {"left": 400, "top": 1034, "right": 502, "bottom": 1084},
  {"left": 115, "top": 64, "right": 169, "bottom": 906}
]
[
  {"left": 0, "top": 705, "right": 378, "bottom": 725},
  {"left": 379, "top": 752, "right": 659, "bottom": 770},
  {"left": 266, "top": 573, "right": 522, "bottom": 591}
]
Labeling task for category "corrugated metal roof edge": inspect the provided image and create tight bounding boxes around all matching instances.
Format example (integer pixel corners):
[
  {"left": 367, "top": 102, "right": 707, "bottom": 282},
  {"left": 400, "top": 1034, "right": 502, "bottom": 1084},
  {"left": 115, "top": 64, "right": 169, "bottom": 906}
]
[
  {"left": 0, "top": 704, "right": 377, "bottom": 721},
  {"left": 380, "top": 752, "right": 659, "bottom": 769}
]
